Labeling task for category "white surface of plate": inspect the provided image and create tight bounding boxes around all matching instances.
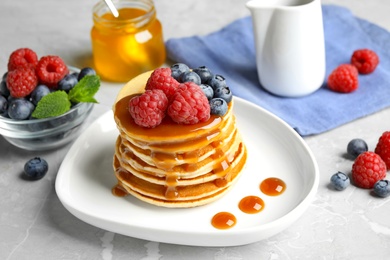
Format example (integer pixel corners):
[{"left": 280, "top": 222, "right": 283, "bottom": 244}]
[{"left": 55, "top": 97, "right": 319, "bottom": 247}]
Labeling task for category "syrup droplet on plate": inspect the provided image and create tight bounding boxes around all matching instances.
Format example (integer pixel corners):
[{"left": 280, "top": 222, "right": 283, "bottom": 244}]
[
  {"left": 260, "top": 177, "right": 286, "bottom": 196},
  {"left": 238, "top": 195, "right": 265, "bottom": 214},
  {"left": 211, "top": 212, "right": 237, "bottom": 229}
]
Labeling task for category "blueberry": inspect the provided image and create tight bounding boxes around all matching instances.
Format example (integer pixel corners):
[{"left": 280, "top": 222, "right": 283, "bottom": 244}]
[
  {"left": 208, "top": 74, "right": 227, "bottom": 90},
  {"left": 8, "top": 98, "right": 35, "bottom": 120},
  {"left": 23, "top": 157, "right": 48, "bottom": 180},
  {"left": 210, "top": 98, "right": 228, "bottom": 116},
  {"left": 171, "top": 63, "right": 190, "bottom": 81},
  {"left": 179, "top": 70, "right": 201, "bottom": 85},
  {"left": 214, "top": 85, "right": 233, "bottom": 103},
  {"left": 0, "top": 80, "right": 10, "bottom": 97},
  {"left": 58, "top": 73, "right": 78, "bottom": 92},
  {"left": 200, "top": 84, "right": 214, "bottom": 100},
  {"left": 373, "top": 180, "right": 390, "bottom": 197},
  {"left": 78, "top": 67, "right": 96, "bottom": 81},
  {"left": 193, "top": 66, "right": 213, "bottom": 83},
  {"left": 330, "top": 171, "right": 350, "bottom": 191},
  {"left": 30, "top": 84, "right": 50, "bottom": 105},
  {"left": 0, "top": 95, "right": 8, "bottom": 114},
  {"left": 347, "top": 138, "right": 368, "bottom": 158},
  {"left": 2, "top": 72, "right": 8, "bottom": 81}
]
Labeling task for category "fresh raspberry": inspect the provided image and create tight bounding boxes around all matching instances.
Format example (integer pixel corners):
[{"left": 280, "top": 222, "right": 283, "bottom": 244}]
[
  {"left": 36, "top": 55, "right": 69, "bottom": 88},
  {"left": 128, "top": 89, "right": 168, "bottom": 128},
  {"left": 145, "top": 68, "right": 180, "bottom": 100},
  {"left": 167, "top": 82, "right": 210, "bottom": 124},
  {"left": 327, "top": 64, "right": 359, "bottom": 93},
  {"left": 6, "top": 68, "right": 38, "bottom": 98},
  {"left": 7, "top": 48, "right": 38, "bottom": 71},
  {"left": 351, "top": 151, "right": 387, "bottom": 189},
  {"left": 374, "top": 131, "right": 390, "bottom": 169},
  {"left": 351, "top": 49, "right": 379, "bottom": 74}
]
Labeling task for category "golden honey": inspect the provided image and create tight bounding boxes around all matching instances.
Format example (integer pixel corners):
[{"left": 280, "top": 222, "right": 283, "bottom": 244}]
[{"left": 91, "top": 0, "right": 166, "bottom": 82}]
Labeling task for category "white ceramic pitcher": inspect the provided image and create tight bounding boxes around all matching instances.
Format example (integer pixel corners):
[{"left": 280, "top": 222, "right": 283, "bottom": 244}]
[{"left": 246, "top": 0, "right": 326, "bottom": 97}]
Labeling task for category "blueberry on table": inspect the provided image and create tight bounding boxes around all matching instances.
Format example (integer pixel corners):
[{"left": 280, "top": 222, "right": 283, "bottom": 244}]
[
  {"left": 193, "top": 66, "right": 213, "bottom": 84},
  {"left": 8, "top": 98, "right": 35, "bottom": 120},
  {"left": 179, "top": 70, "right": 201, "bottom": 85},
  {"left": 347, "top": 138, "right": 368, "bottom": 158},
  {"left": 78, "top": 67, "right": 96, "bottom": 81},
  {"left": 210, "top": 98, "right": 228, "bottom": 116},
  {"left": 30, "top": 84, "right": 50, "bottom": 105},
  {"left": 170, "top": 63, "right": 189, "bottom": 81},
  {"left": 330, "top": 171, "right": 350, "bottom": 191},
  {"left": 373, "top": 180, "right": 390, "bottom": 198},
  {"left": 23, "top": 157, "right": 49, "bottom": 180}
]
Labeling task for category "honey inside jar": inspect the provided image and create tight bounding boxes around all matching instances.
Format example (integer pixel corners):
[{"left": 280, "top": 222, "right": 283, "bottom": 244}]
[{"left": 91, "top": 0, "right": 166, "bottom": 82}]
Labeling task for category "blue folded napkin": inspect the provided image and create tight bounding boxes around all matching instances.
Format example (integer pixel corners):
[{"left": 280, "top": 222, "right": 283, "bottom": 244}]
[{"left": 165, "top": 5, "right": 390, "bottom": 136}]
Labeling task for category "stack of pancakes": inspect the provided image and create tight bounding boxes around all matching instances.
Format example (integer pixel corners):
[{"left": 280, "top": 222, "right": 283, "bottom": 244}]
[{"left": 112, "top": 72, "right": 247, "bottom": 208}]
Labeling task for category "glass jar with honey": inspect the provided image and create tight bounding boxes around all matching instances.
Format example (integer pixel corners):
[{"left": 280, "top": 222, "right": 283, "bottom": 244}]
[{"left": 91, "top": 0, "right": 166, "bottom": 82}]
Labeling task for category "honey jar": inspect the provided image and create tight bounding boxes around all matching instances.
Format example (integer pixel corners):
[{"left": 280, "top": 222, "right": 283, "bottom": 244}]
[{"left": 91, "top": 0, "right": 166, "bottom": 82}]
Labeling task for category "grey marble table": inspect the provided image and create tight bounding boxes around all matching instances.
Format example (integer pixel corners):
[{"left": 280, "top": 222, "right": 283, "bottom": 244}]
[{"left": 1, "top": 0, "right": 390, "bottom": 259}]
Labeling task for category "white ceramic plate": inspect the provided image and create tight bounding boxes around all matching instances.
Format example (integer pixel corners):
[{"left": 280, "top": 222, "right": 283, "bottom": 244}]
[{"left": 55, "top": 97, "right": 319, "bottom": 247}]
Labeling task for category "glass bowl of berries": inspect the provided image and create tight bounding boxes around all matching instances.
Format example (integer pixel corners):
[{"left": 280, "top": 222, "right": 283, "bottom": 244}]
[{"left": 0, "top": 48, "right": 99, "bottom": 151}]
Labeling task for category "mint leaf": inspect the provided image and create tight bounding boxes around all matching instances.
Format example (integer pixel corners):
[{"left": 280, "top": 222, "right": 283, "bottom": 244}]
[
  {"left": 32, "top": 91, "right": 71, "bottom": 119},
  {"left": 68, "top": 75, "right": 100, "bottom": 103}
]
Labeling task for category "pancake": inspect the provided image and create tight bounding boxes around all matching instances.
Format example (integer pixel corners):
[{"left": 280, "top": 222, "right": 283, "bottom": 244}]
[{"left": 112, "top": 71, "right": 247, "bottom": 208}]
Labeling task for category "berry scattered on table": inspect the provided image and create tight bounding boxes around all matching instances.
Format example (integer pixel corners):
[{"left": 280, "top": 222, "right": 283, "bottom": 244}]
[
  {"left": 327, "top": 64, "right": 359, "bottom": 93},
  {"left": 168, "top": 82, "right": 210, "bottom": 124},
  {"left": 209, "top": 98, "right": 228, "bottom": 116},
  {"left": 146, "top": 67, "right": 180, "bottom": 100},
  {"left": 23, "top": 157, "right": 48, "bottom": 180},
  {"left": 7, "top": 48, "right": 38, "bottom": 71},
  {"left": 351, "top": 151, "right": 386, "bottom": 189},
  {"left": 347, "top": 138, "right": 368, "bottom": 158},
  {"left": 6, "top": 68, "right": 38, "bottom": 98},
  {"left": 330, "top": 171, "right": 350, "bottom": 191},
  {"left": 373, "top": 180, "right": 390, "bottom": 198},
  {"left": 171, "top": 63, "right": 190, "bottom": 81},
  {"left": 129, "top": 89, "right": 168, "bottom": 128},
  {"left": 36, "top": 55, "right": 69, "bottom": 88},
  {"left": 374, "top": 131, "right": 390, "bottom": 169},
  {"left": 351, "top": 48, "right": 379, "bottom": 74},
  {"left": 8, "top": 98, "right": 35, "bottom": 120}
]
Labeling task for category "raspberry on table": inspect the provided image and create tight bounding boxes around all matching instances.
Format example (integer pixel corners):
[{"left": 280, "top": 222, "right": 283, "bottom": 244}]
[
  {"left": 6, "top": 68, "right": 38, "bottom": 98},
  {"left": 167, "top": 82, "right": 210, "bottom": 124},
  {"left": 36, "top": 55, "right": 69, "bottom": 88},
  {"left": 145, "top": 68, "right": 180, "bottom": 100},
  {"left": 374, "top": 131, "right": 390, "bottom": 169},
  {"left": 351, "top": 151, "right": 387, "bottom": 189},
  {"left": 7, "top": 48, "right": 38, "bottom": 71},
  {"left": 351, "top": 48, "right": 379, "bottom": 74},
  {"left": 128, "top": 89, "right": 168, "bottom": 128},
  {"left": 327, "top": 64, "right": 359, "bottom": 93}
]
